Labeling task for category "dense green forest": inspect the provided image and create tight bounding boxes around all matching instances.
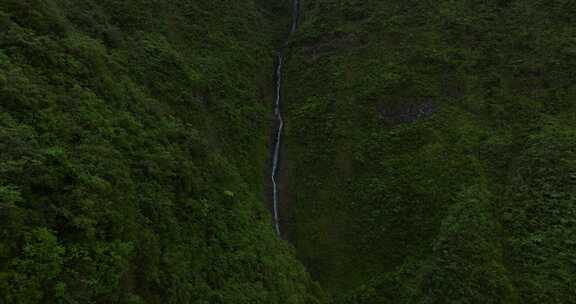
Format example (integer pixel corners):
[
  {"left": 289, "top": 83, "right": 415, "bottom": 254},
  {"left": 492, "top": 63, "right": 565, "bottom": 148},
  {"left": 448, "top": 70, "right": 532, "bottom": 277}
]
[
  {"left": 0, "top": 0, "right": 324, "bottom": 303},
  {"left": 2, "top": 0, "right": 576, "bottom": 303},
  {"left": 284, "top": 0, "right": 576, "bottom": 303}
]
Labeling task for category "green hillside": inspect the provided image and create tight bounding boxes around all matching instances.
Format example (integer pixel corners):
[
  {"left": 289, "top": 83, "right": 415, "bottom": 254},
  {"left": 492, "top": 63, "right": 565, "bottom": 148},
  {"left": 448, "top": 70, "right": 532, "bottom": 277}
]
[
  {"left": 0, "top": 0, "right": 322, "bottom": 303},
  {"left": 284, "top": 0, "right": 576, "bottom": 303},
  {"left": 2, "top": 0, "right": 576, "bottom": 303}
]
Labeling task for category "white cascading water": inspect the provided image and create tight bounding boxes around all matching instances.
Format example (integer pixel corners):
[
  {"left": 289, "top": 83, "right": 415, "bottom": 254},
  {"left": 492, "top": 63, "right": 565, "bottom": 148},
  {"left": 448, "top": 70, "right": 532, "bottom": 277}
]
[{"left": 271, "top": 0, "right": 299, "bottom": 236}]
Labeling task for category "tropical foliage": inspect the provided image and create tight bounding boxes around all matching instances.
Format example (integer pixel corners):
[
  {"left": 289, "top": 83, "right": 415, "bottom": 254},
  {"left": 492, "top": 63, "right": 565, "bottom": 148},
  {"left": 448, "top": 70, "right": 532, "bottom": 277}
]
[
  {"left": 0, "top": 0, "right": 322, "bottom": 303},
  {"left": 285, "top": 0, "right": 576, "bottom": 302}
]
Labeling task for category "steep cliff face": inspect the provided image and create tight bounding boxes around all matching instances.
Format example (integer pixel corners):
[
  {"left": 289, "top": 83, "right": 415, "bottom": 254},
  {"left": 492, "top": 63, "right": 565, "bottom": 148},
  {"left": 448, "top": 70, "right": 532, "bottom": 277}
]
[
  {"left": 284, "top": 0, "right": 576, "bottom": 302},
  {"left": 3, "top": 0, "right": 576, "bottom": 303},
  {"left": 0, "top": 1, "right": 323, "bottom": 303}
]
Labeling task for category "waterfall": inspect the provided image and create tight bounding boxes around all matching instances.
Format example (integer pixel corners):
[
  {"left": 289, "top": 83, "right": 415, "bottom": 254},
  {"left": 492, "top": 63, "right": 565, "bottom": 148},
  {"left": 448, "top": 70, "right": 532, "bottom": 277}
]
[{"left": 270, "top": 0, "right": 299, "bottom": 236}]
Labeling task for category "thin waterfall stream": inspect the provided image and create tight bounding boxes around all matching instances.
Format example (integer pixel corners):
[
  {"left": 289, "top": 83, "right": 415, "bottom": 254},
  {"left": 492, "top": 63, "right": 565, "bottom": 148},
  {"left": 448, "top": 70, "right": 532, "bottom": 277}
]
[{"left": 271, "top": 0, "right": 299, "bottom": 236}]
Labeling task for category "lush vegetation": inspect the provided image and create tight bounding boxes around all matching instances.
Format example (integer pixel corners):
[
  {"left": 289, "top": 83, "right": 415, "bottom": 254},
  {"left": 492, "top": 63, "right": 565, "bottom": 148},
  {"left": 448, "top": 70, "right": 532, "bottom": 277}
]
[
  {"left": 284, "top": 0, "right": 576, "bottom": 302},
  {"left": 3, "top": 0, "right": 576, "bottom": 303},
  {"left": 0, "top": 0, "right": 324, "bottom": 303}
]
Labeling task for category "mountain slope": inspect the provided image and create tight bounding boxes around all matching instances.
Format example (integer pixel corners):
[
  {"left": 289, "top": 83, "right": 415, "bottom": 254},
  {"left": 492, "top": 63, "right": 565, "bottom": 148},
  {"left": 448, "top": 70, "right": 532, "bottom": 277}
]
[
  {"left": 0, "top": 0, "right": 323, "bottom": 303},
  {"left": 284, "top": 0, "right": 576, "bottom": 302}
]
